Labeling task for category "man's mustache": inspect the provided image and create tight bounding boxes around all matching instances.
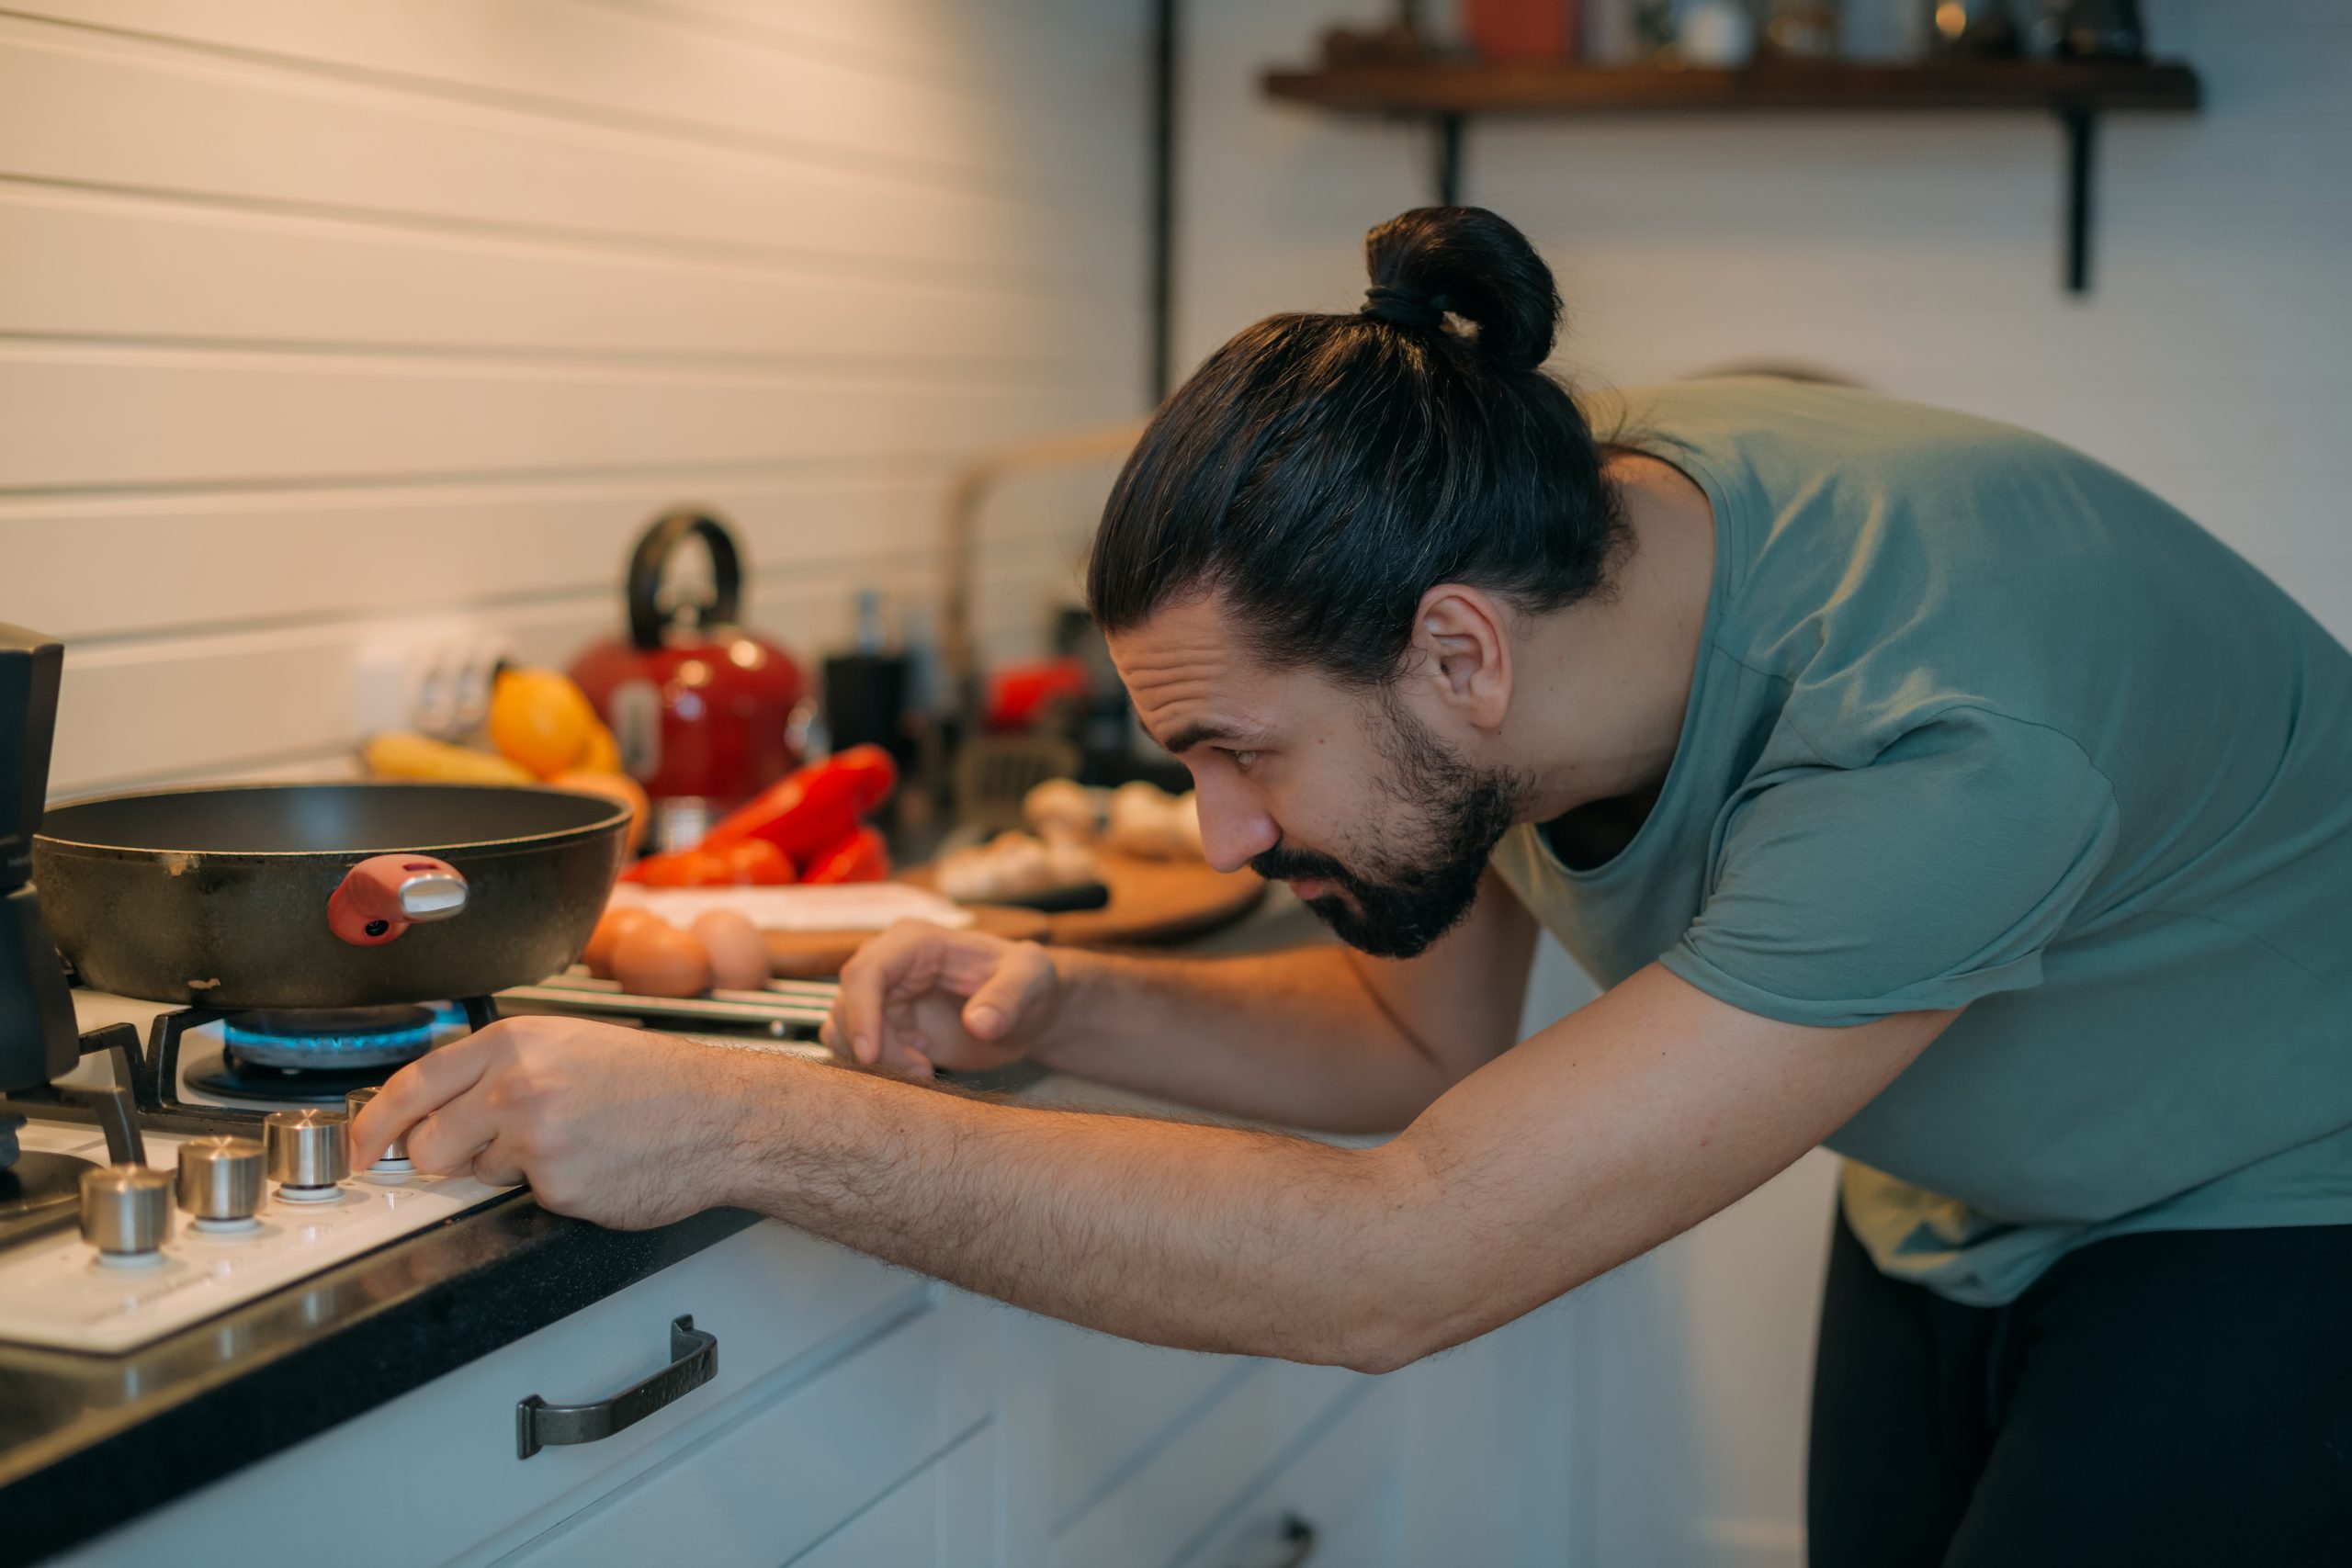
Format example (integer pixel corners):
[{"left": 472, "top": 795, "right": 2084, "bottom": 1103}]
[{"left": 1249, "top": 843, "right": 1354, "bottom": 886}]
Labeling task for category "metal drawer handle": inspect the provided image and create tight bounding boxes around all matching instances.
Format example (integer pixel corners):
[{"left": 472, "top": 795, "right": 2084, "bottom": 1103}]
[
  {"left": 515, "top": 1314, "right": 718, "bottom": 1460},
  {"left": 1229, "top": 1513, "right": 1317, "bottom": 1568}
]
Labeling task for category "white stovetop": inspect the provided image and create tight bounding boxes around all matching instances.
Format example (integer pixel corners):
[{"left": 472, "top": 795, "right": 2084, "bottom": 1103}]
[
  {"left": 0, "top": 1120, "right": 514, "bottom": 1354},
  {"left": 6, "top": 991, "right": 833, "bottom": 1355}
]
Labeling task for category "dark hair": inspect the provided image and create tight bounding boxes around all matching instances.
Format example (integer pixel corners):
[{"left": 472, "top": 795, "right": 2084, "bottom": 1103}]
[{"left": 1086, "top": 207, "right": 1625, "bottom": 688}]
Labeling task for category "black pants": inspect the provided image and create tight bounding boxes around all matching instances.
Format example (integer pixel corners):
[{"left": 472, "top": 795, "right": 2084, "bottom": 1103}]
[{"left": 1807, "top": 1212, "right": 2352, "bottom": 1567}]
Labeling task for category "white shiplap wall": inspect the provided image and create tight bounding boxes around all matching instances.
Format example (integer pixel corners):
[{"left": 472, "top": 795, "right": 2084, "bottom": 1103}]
[
  {"left": 0, "top": 0, "right": 1144, "bottom": 795},
  {"left": 1181, "top": 3, "right": 2352, "bottom": 1566}
]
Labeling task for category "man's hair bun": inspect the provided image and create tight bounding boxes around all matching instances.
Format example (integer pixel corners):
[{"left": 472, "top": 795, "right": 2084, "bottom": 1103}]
[{"left": 1362, "top": 207, "right": 1561, "bottom": 372}]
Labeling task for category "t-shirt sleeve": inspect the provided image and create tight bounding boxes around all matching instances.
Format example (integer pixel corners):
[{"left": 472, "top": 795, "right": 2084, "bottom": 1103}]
[{"left": 1660, "top": 711, "right": 2120, "bottom": 1027}]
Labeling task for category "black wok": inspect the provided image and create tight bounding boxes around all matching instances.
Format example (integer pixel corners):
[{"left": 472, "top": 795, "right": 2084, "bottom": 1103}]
[{"left": 32, "top": 783, "right": 628, "bottom": 1009}]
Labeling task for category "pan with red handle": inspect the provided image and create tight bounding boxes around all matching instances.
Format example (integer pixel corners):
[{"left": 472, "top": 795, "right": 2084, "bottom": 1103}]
[{"left": 31, "top": 782, "right": 628, "bottom": 1009}]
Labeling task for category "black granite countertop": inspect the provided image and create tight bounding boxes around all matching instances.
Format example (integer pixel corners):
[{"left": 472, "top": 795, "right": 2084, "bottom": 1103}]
[{"left": 0, "top": 1191, "right": 757, "bottom": 1566}]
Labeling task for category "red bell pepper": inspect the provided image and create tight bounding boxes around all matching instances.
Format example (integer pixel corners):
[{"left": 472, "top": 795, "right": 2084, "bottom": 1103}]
[
  {"left": 803, "top": 825, "right": 891, "bottom": 885},
  {"left": 700, "top": 745, "right": 897, "bottom": 863},
  {"left": 624, "top": 837, "right": 796, "bottom": 887}
]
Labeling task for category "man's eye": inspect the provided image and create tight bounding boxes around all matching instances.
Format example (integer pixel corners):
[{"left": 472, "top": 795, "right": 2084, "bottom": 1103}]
[{"left": 1223, "top": 749, "right": 1259, "bottom": 773}]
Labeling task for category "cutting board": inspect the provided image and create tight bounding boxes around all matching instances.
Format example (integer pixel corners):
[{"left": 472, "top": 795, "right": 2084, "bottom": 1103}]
[
  {"left": 905, "top": 852, "right": 1265, "bottom": 948},
  {"left": 1036, "top": 852, "right": 1266, "bottom": 946},
  {"left": 763, "top": 903, "right": 1050, "bottom": 980},
  {"left": 763, "top": 854, "right": 1265, "bottom": 978}
]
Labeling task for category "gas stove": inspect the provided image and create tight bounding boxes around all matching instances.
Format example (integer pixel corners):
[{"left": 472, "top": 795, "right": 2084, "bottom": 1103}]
[
  {"left": 0, "top": 979, "right": 836, "bottom": 1355},
  {"left": 0, "top": 1118, "right": 512, "bottom": 1353}
]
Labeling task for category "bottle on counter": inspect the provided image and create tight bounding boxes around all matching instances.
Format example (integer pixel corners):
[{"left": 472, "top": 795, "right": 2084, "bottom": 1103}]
[{"left": 820, "top": 589, "right": 913, "bottom": 825}]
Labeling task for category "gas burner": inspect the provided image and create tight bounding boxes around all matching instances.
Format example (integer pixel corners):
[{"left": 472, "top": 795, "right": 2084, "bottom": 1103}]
[
  {"left": 179, "top": 1004, "right": 442, "bottom": 1105},
  {"left": 185, "top": 1050, "right": 400, "bottom": 1106},
  {"left": 0, "top": 1150, "right": 97, "bottom": 1247},
  {"left": 220, "top": 1005, "right": 438, "bottom": 1070}
]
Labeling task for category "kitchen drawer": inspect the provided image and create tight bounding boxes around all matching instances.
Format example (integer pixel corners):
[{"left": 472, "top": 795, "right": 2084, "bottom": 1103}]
[
  {"left": 1169, "top": 1385, "right": 1396, "bottom": 1568},
  {"left": 53, "top": 1220, "right": 920, "bottom": 1568},
  {"left": 492, "top": 1286, "right": 994, "bottom": 1567},
  {"left": 783, "top": 1422, "right": 995, "bottom": 1568},
  {"left": 1043, "top": 1329, "right": 1256, "bottom": 1527},
  {"left": 1051, "top": 1359, "right": 1363, "bottom": 1568}
]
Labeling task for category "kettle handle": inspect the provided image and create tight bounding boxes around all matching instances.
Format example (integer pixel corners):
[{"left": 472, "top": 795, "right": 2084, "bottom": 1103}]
[{"left": 627, "top": 510, "right": 745, "bottom": 652}]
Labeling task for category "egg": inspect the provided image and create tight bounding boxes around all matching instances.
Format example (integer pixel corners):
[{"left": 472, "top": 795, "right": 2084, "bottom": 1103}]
[
  {"left": 611, "top": 918, "right": 712, "bottom": 998},
  {"left": 581, "top": 904, "right": 660, "bottom": 978},
  {"left": 692, "top": 908, "right": 771, "bottom": 993}
]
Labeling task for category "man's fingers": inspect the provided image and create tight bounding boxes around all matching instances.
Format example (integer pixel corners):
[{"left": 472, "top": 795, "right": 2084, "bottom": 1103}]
[
  {"left": 961, "top": 942, "right": 1055, "bottom": 1040},
  {"left": 401, "top": 1085, "right": 504, "bottom": 1177},
  {"left": 831, "top": 919, "right": 959, "bottom": 1065},
  {"left": 867, "top": 1024, "right": 935, "bottom": 1077},
  {"left": 348, "top": 1031, "right": 499, "bottom": 1168},
  {"left": 831, "top": 920, "right": 924, "bottom": 1064},
  {"left": 469, "top": 1132, "right": 528, "bottom": 1190}
]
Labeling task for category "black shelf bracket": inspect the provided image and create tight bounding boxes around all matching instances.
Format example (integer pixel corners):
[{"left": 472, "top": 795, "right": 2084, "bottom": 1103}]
[
  {"left": 2060, "top": 105, "right": 2097, "bottom": 295},
  {"left": 1434, "top": 111, "right": 1465, "bottom": 206}
]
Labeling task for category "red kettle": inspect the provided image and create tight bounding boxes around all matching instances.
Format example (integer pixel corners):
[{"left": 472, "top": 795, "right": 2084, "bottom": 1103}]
[{"left": 570, "top": 510, "right": 807, "bottom": 851}]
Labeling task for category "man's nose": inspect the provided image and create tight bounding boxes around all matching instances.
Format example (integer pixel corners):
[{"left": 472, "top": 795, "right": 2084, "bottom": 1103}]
[{"left": 1193, "top": 778, "right": 1278, "bottom": 874}]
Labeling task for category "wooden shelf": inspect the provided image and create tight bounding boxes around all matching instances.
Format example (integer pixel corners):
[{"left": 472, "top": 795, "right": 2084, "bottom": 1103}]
[
  {"left": 1259, "top": 56, "right": 2202, "bottom": 293},
  {"left": 1262, "top": 57, "right": 2201, "bottom": 117}
]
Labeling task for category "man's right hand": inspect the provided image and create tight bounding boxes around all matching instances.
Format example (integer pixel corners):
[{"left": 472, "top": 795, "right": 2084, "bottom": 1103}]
[{"left": 823, "top": 919, "right": 1069, "bottom": 1078}]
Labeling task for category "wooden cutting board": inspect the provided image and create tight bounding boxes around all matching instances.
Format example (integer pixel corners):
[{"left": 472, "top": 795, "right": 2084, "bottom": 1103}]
[
  {"left": 905, "top": 852, "right": 1266, "bottom": 948},
  {"left": 1038, "top": 852, "right": 1266, "bottom": 947},
  {"left": 763, "top": 854, "right": 1266, "bottom": 978},
  {"left": 762, "top": 903, "right": 1050, "bottom": 980}
]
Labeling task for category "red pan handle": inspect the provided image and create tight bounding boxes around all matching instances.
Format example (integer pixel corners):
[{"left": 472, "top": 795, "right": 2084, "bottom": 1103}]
[{"left": 328, "top": 855, "right": 469, "bottom": 947}]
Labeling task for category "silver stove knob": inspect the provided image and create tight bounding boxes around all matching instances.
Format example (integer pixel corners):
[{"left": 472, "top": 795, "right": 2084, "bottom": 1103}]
[
  {"left": 81, "top": 1165, "right": 175, "bottom": 1264},
  {"left": 265, "top": 1109, "right": 349, "bottom": 1201},
  {"left": 345, "top": 1086, "right": 410, "bottom": 1171},
  {"left": 176, "top": 1135, "right": 266, "bottom": 1228}
]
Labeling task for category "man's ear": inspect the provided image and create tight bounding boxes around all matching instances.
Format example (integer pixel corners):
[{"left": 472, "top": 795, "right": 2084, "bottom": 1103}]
[{"left": 1409, "top": 584, "right": 1512, "bottom": 730}]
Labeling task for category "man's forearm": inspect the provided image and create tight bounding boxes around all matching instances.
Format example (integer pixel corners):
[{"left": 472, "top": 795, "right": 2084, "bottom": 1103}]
[
  {"left": 715, "top": 1054, "right": 1437, "bottom": 1370},
  {"left": 1034, "top": 944, "right": 1450, "bottom": 1132}
]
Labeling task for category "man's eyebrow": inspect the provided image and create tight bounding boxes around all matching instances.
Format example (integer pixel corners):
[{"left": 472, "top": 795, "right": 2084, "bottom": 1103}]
[{"left": 1154, "top": 721, "right": 1250, "bottom": 756}]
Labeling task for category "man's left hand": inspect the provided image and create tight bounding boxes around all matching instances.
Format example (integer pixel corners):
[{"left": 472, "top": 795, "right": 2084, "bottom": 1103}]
[{"left": 347, "top": 1015, "right": 755, "bottom": 1230}]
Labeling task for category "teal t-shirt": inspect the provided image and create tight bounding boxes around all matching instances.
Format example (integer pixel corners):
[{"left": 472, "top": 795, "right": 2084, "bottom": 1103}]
[{"left": 1489, "top": 377, "right": 2352, "bottom": 1306}]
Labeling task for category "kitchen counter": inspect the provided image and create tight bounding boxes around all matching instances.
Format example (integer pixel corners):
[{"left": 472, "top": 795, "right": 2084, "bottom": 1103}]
[
  {"left": 0, "top": 1188, "right": 756, "bottom": 1564},
  {"left": 0, "top": 890, "right": 1581, "bottom": 1568},
  {"left": 0, "top": 891, "right": 1331, "bottom": 1565}
]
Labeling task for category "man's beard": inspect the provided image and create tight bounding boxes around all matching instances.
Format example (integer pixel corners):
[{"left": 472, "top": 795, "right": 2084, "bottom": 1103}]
[{"left": 1250, "top": 695, "right": 1531, "bottom": 961}]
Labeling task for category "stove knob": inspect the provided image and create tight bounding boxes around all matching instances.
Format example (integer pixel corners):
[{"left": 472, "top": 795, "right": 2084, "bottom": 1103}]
[
  {"left": 80, "top": 1165, "right": 175, "bottom": 1265},
  {"left": 344, "top": 1086, "right": 410, "bottom": 1172},
  {"left": 176, "top": 1135, "right": 266, "bottom": 1229},
  {"left": 264, "top": 1109, "right": 349, "bottom": 1201}
]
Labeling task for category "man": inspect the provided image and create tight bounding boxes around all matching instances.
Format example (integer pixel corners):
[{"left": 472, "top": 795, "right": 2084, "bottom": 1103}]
[{"left": 355, "top": 209, "right": 2352, "bottom": 1562}]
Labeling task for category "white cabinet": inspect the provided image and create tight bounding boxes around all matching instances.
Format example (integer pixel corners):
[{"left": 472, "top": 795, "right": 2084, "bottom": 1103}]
[
  {"left": 51, "top": 1224, "right": 939, "bottom": 1568},
  {"left": 1169, "top": 1391, "right": 1399, "bottom": 1568},
  {"left": 783, "top": 1426, "right": 995, "bottom": 1568},
  {"left": 1002, "top": 1294, "right": 1575, "bottom": 1568},
  {"left": 1036, "top": 1326, "right": 1250, "bottom": 1527},
  {"left": 1046, "top": 1356, "right": 1363, "bottom": 1568},
  {"left": 490, "top": 1287, "right": 994, "bottom": 1566},
  {"left": 49, "top": 1226, "right": 1576, "bottom": 1568}
]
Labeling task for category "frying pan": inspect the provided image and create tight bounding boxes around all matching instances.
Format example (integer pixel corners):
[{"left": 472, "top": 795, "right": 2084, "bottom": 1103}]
[{"left": 32, "top": 783, "right": 628, "bottom": 1010}]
